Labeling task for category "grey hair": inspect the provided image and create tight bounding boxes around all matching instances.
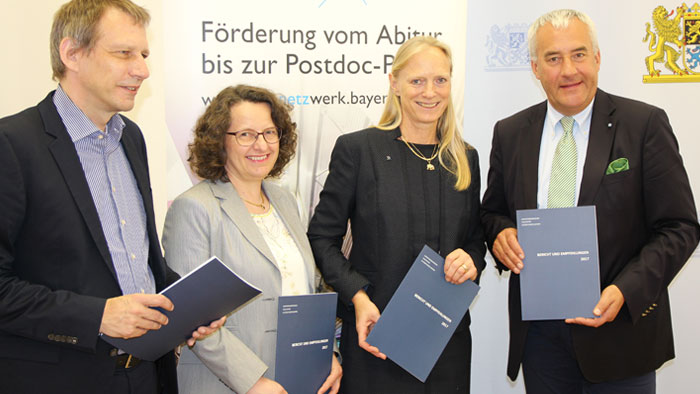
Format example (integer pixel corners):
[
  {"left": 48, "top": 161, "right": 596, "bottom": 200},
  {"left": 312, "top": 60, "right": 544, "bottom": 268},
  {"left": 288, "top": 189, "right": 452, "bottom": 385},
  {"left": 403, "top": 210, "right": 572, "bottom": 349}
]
[{"left": 527, "top": 9, "right": 599, "bottom": 61}]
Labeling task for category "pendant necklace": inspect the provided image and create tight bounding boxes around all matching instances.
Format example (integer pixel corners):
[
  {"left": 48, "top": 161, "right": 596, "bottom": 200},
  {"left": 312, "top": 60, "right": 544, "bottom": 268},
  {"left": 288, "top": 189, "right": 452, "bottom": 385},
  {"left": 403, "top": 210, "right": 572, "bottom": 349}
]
[
  {"left": 401, "top": 137, "right": 439, "bottom": 171},
  {"left": 241, "top": 190, "right": 266, "bottom": 209}
]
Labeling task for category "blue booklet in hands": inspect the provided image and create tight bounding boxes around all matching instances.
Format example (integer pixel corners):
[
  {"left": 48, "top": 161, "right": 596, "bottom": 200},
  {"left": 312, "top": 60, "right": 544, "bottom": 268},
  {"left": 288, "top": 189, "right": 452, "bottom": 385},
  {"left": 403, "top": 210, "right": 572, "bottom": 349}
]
[
  {"left": 366, "top": 245, "right": 480, "bottom": 382},
  {"left": 275, "top": 293, "right": 338, "bottom": 394},
  {"left": 517, "top": 206, "right": 601, "bottom": 320},
  {"left": 103, "top": 256, "right": 261, "bottom": 361}
]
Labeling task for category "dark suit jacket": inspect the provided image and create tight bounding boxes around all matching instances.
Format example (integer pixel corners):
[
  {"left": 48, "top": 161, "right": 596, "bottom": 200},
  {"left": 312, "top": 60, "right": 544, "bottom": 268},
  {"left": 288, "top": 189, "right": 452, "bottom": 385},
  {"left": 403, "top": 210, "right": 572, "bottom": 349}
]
[
  {"left": 0, "top": 92, "right": 179, "bottom": 394},
  {"left": 481, "top": 89, "right": 700, "bottom": 382},
  {"left": 308, "top": 127, "right": 486, "bottom": 317}
]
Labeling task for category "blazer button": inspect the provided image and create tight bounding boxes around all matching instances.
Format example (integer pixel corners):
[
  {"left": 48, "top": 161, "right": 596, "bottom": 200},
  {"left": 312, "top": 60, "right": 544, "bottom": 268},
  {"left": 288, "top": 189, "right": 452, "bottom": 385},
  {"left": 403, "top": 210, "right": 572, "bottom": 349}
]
[
  {"left": 48, "top": 334, "right": 55, "bottom": 341},
  {"left": 652, "top": 303, "right": 658, "bottom": 307},
  {"left": 642, "top": 312, "right": 648, "bottom": 317},
  {"left": 70, "top": 337, "right": 78, "bottom": 344}
]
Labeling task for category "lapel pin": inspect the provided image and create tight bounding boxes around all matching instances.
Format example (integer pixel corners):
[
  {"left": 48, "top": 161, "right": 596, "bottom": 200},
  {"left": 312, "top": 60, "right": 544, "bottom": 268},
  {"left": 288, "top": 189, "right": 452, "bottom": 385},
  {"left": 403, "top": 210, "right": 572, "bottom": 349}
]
[
  {"left": 607, "top": 122, "right": 612, "bottom": 128},
  {"left": 386, "top": 155, "right": 392, "bottom": 161}
]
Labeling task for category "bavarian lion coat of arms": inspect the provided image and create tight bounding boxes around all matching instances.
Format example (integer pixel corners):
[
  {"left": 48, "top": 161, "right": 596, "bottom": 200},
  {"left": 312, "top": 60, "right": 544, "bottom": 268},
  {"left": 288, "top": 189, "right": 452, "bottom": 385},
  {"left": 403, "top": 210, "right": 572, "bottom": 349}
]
[{"left": 643, "top": 2, "right": 700, "bottom": 82}]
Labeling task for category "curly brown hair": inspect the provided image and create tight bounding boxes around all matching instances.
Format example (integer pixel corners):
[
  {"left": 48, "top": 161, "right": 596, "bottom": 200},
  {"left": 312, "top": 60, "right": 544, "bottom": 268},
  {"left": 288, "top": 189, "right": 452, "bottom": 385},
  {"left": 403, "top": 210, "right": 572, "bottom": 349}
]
[{"left": 188, "top": 85, "right": 297, "bottom": 181}]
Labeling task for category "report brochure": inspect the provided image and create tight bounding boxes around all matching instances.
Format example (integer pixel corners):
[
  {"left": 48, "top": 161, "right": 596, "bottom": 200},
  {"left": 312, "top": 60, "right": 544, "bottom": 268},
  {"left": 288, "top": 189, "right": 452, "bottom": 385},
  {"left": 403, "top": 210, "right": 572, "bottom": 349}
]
[
  {"left": 103, "top": 256, "right": 261, "bottom": 361},
  {"left": 366, "top": 245, "right": 480, "bottom": 382},
  {"left": 517, "top": 206, "right": 601, "bottom": 320},
  {"left": 275, "top": 293, "right": 338, "bottom": 394}
]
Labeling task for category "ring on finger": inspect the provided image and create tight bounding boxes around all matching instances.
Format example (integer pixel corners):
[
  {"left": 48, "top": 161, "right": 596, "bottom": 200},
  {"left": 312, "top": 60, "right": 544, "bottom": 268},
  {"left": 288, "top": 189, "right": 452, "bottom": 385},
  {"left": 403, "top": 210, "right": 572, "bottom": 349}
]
[{"left": 460, "top": 264, "right": 469, "bottom": 271}]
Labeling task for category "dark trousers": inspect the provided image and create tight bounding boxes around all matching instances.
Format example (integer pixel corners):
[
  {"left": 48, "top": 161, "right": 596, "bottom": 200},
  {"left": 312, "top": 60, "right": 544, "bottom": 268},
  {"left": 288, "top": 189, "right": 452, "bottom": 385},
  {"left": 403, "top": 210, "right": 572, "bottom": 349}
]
[
  {"left": 522, "top": 320, "right": 655, "bottom": 394},
  {"left": 339, "top": 321, "right": 471, "bottom": 394},
  {"left": 109, "top": 360, "right": 159, "bottom": 394}
]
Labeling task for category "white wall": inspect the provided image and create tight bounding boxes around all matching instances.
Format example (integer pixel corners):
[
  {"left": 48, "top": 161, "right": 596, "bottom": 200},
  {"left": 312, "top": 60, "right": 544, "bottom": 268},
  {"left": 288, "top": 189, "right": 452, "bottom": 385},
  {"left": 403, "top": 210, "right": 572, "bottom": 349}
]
[{"left": 1, "top": 0, "right": 169, "bottom": 231}]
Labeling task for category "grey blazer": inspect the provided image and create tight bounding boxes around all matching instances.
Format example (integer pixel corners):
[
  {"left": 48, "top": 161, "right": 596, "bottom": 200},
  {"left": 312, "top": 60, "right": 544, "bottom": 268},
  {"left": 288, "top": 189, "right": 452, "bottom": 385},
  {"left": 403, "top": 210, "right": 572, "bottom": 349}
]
[{"left": 162, "top": 180, "right": 318, "bottom": 394}]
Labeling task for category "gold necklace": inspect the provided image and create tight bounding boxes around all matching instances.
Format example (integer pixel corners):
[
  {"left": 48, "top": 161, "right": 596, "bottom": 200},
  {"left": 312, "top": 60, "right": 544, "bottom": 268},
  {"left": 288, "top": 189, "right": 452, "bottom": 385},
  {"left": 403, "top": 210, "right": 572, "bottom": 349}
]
[
  {"left": 241, "top": 190, "right": 266, "bottom": 209},
  {"left": 401, "top": 137, "right": 439, "bottom": 170}
]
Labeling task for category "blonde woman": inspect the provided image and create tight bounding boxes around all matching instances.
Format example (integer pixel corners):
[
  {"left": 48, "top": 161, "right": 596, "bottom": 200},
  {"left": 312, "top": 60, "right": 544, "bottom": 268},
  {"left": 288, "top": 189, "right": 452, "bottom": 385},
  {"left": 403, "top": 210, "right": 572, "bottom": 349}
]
[{"left": 308, "top": 36, "right": 486, "bottom": 393}]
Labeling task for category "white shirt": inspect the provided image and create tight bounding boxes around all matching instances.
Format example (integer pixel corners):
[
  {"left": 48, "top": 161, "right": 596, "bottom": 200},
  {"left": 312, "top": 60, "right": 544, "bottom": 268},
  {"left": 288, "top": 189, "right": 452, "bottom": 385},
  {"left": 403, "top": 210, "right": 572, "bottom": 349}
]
[{"left": 537, "top": 99, "right": 595, "bottom": 208}]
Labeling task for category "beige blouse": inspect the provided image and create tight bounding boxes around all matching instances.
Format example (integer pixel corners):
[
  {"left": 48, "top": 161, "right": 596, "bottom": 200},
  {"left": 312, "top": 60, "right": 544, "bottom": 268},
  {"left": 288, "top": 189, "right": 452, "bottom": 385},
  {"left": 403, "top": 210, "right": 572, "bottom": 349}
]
[{"left": 251, "top": 205, "right": 311, "bottom": 296}]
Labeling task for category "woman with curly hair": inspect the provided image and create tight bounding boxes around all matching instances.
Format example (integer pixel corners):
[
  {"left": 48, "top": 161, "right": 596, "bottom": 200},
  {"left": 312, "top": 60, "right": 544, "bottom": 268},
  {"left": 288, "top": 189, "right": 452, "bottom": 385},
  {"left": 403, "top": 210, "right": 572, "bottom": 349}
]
[{"left": 163, "top": 85, "right": 341, "bottom": 394}]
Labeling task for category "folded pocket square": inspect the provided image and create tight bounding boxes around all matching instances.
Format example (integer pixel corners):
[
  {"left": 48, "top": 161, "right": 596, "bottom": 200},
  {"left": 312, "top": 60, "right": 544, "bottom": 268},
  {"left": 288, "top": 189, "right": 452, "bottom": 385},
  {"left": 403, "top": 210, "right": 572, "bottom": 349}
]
[{"left": 606, "top": 158, "right": 629, "bottom": 175}]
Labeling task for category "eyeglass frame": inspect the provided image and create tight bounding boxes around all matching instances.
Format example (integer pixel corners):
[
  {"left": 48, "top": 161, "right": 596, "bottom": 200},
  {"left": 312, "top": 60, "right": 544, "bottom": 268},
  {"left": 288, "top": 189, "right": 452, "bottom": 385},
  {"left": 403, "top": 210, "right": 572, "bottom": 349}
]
[{"left": 225, "top": 127, "right": 281, "bottom": 146}]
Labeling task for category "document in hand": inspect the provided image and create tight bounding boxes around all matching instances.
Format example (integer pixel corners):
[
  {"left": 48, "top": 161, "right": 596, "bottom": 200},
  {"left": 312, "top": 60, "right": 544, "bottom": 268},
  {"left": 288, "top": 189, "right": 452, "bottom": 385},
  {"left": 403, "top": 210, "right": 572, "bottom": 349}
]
[
  {"left": 275, "top": 293, "right": 338, "bottom": 394},
  {"left": 103, "top": 256, "right": 261, "bottom": 361},
  {"left": 366, "top": 245, "right": 480, "bottom": 382},
  {"left": 517, "top": 206, "right": 601, "bottom": 320}
]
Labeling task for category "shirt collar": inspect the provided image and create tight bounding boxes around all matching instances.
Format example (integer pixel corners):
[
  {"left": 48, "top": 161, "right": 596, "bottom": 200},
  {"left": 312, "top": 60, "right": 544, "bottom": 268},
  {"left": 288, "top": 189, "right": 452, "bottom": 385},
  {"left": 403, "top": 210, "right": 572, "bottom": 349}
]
[
  {"left": 53, "top": 85, "right": 125, "bottom": 143},
  {"left": 545, "top": 98, "right": 595, "bottom": 139}
]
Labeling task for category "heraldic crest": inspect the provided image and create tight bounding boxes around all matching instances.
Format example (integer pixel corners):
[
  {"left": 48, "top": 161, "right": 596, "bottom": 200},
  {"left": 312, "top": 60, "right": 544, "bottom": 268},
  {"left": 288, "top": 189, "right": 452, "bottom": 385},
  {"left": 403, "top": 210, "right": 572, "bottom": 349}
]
[{"left": 643, "top": 2, "right": 700, "bottom": 82}]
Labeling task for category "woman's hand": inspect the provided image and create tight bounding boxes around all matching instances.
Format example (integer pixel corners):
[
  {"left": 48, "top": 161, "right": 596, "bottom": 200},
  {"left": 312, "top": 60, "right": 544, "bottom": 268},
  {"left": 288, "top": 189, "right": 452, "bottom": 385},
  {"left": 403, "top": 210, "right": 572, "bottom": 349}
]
[
  {"left": 186, "top": 315, "right": 227, "bottom": 346},
  {"left": 246, "top": 377, "right": 287, "bottom": 394},
  {"left": 351, "top": 290, "right": 386, "bottom": 359},
  {"left": 443, "top": 248, "right": 477, "bottom": 284},
  {"left": 316, "top": 354, "right": 342, "bottom": 394}
]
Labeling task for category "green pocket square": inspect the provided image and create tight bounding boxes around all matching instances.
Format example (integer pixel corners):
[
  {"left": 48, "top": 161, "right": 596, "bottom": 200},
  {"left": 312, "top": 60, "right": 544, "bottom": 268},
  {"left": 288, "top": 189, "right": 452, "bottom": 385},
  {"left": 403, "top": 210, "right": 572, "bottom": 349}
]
[{"left": 606, "top": 158, "right": 629, "bottom": 175}]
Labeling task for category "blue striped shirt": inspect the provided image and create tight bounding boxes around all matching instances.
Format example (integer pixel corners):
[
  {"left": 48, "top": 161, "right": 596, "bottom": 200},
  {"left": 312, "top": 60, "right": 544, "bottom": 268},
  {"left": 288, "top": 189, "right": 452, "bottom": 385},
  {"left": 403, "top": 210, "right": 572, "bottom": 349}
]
[{"left": 53, "top": 86, "right": 155, "bottom": 295}]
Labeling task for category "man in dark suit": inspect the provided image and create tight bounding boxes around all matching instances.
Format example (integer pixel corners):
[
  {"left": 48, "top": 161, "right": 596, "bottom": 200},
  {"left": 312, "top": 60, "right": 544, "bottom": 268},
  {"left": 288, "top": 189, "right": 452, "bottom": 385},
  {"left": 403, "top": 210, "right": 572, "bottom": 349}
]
[
  {"left": 481, "top": 9, "right": 699, "bottom": 394},
  {"left": 0, "top": 1, "right": 221, "bottom": 393}
]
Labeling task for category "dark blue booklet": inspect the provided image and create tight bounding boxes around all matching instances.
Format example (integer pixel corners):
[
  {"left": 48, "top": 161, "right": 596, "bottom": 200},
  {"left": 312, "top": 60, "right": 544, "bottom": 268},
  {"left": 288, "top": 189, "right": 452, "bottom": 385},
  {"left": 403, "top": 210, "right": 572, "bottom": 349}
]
[
  {"left": 366, "top": 245, "right": 480, "bottom": 382},
  {"left": 275, "top": 293, "right": 338, "bottom": 394},
  {"left": 517, "top": 206, "right": 601, "bottom": 320},
  {"left": 103, "top": 256, "right": 261, "bottom": 361}
]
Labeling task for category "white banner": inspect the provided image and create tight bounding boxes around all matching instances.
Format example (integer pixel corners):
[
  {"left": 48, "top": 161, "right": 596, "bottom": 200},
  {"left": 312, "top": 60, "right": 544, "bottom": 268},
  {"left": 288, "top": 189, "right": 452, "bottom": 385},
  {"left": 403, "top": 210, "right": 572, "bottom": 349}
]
[{"left": 163, "top": 0, "right": 467, "bottom": 221}]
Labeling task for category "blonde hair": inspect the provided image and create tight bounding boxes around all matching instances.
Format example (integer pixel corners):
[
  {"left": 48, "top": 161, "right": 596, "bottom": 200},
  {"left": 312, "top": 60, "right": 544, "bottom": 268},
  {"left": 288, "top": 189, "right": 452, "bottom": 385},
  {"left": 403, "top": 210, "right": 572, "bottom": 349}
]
[
  {"left": 50, "top": 0, "right": 150, "bottom": 80},
  {"left": 377, "top": 36, "right": 471, "bottom": 191}
]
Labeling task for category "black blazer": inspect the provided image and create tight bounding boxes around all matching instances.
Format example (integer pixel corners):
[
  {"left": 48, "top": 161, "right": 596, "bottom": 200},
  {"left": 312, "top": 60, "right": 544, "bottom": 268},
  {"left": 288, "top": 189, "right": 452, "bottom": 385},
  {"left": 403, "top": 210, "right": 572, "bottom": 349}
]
[
  {"left": 481, "top": 89, "right": 700, "bottom": 382},
  {"left": 0, "top": 92, "right": 179, "bottom": 393},
  {"left": 308, "top": 127, "right": 486, "bottom": 323}
]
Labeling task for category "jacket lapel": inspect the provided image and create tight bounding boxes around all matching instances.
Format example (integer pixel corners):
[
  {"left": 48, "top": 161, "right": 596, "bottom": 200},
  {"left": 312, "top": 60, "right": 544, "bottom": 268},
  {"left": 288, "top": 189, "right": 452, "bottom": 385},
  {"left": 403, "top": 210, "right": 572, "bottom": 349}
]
[
  {"left": 39, "top": 94, "right": 117, "bottom": 280},
  {"left": 369, "top": 127, "right": 403, "bottom": 177},
  {"left": 210, "top": 181, "right": 279, "bottom": 270},
  {"left": 368, "top": 127, "right": 413, "bottom": 241},
  {"left": 121, "top": 125, "right": 167, "bottom": 285},
  {"left": 578, "top": 89, "right": 615, "bottom": 206},
  {"left": 120, "top": 127, "right": 150, "bottom": 208},
  {"left": 520, "top": 102, "right": 547, "bottom": 209}
]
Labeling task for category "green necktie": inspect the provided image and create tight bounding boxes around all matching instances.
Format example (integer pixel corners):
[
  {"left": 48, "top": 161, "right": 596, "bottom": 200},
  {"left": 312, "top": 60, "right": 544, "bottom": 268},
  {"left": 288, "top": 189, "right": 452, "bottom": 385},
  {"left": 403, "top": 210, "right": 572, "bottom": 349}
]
[{"left": 548, "top": 116, "right": 577, "bottom": 208}]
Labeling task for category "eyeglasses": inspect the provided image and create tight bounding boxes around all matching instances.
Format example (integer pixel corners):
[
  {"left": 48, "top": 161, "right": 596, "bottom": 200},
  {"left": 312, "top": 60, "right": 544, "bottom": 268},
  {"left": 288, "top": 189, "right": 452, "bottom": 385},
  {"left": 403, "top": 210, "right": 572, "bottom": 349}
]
[{"left": 226, "top": 128, "right": 281, "bottom": 146}]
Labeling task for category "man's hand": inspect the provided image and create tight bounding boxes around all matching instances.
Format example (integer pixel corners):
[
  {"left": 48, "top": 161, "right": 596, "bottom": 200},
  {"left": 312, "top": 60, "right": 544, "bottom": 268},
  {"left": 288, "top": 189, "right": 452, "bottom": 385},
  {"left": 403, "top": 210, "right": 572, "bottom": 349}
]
[
  {"left": 99, "top": 293, "right": 173, "bottom": 339},
  {"left": 351, "top": 290, "right": 386, "bottom": 359},
  {"left": 246, "top": 377, "right": 287, "bottom": 394},
  {"left": 317, "top": 354, "right": 342, "bottom": 394},
  {"left": 186, "top": 315, "right": 227, "bottom": 346},
  {"left": 492, "top": 227, "right": 524, "bottom": 274},
  {"left": 566, "top": 285, "right": 625, "bottom": 327},
  {"left": 444, "top": 248, "right": 477, "bottom": 284}
]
